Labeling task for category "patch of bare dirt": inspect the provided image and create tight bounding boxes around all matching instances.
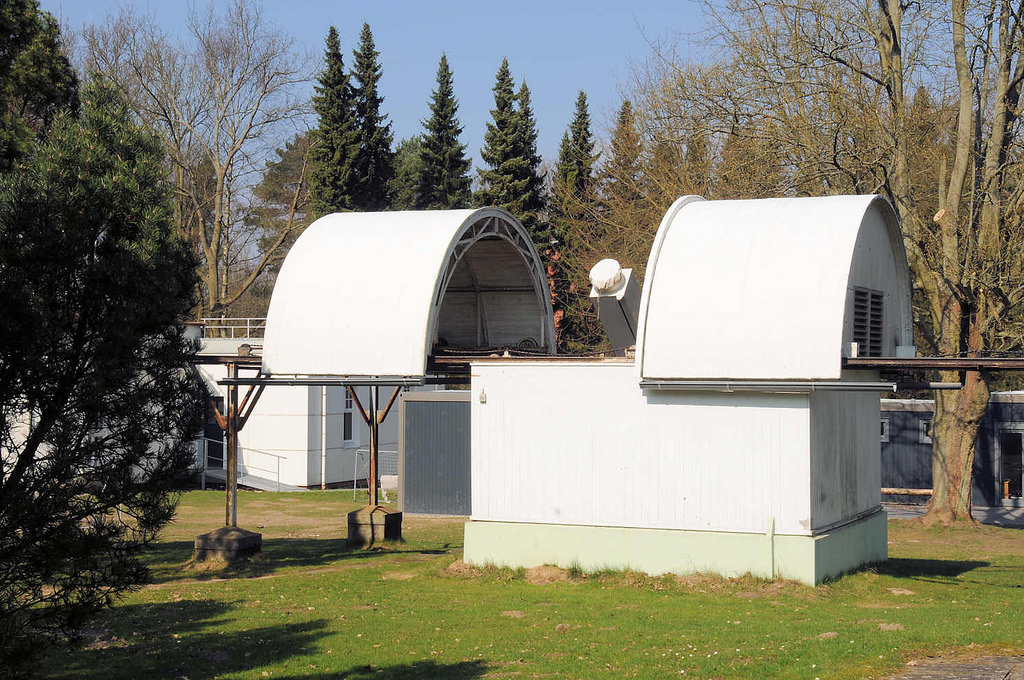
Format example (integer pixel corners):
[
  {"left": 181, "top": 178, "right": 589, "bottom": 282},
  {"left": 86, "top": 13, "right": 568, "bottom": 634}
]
[
  {"left": 501, "top": 610, "right": 526, "bottom": 618},
  {"left": 441, "top": 560, "right": 480, "bottom": 578},
  {"left": 879, "top": 622, "right": 905, "bottom": 631},
  {"left": 78, "top": 628, "right": 129, "bottom": 651},
  {"left": 381, "top": 571, "right": 416, "bottom": 581},
  {"left": 525, "top": 565, "right": 569, "bottom": 585}
]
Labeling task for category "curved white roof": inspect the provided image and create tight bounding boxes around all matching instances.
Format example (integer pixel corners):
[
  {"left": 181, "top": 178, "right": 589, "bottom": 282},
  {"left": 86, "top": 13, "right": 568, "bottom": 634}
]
[
  {"left": 262, "top": 208, "right": 555, "bottom": 378},
  {"left": 636, "top": 195, "right": 912, "bottom": 381}
]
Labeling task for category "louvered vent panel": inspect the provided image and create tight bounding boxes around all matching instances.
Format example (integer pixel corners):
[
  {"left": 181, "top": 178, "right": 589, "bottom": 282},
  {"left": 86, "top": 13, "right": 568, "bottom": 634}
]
[{"left": 853, "top": 287, "right": 884, "bottom": 357}]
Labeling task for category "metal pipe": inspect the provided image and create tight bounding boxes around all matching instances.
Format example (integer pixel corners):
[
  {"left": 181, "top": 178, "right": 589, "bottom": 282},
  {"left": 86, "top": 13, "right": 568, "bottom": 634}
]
[
  {"left": 639, "top": 380, "right": 897, "bottom": 393},
  {"left": 895, "top": 382, "right": 963, "bottom": 391},
  {"left": 369, "top": 387, "right": 379, "bottom": 507}
]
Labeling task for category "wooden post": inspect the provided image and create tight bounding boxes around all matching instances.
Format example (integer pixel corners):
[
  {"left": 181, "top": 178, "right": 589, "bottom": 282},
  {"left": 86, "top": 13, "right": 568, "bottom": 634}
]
[
  {"left": 369, "top": 386, "right": 379, "bottom": 507},
  {"left": 225, "top": 362, "right": 238, "bottom": 527}
]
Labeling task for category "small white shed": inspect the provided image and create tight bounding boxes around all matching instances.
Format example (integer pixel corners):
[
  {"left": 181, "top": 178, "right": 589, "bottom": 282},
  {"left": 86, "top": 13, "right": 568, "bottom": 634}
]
[{"left": 464, "top": 195, "right": 912, "bottom": 584}]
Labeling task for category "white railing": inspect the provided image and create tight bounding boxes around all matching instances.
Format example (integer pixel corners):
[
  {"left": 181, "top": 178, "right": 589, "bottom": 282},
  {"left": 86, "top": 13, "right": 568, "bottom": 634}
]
[
  {"left": 239, "top": 446, "right": 287, "bottom": 492},
  {"left": 200, "top": 317, "right": 266, "bottom": 339},
  {"left": 196, "top": 436, "right": 287, "bottom": 492},
  {"left": 197, "top": 436, "right": 224, "bottom": 490}
]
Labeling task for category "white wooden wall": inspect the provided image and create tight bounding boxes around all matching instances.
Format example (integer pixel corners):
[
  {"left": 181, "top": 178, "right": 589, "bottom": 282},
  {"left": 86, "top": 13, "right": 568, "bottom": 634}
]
[
  {"left": 471, "top": 362, "right": 819, "bottom": 536},
  {"left": 809, "top": 390, "right": 882, "bottom": 529}
]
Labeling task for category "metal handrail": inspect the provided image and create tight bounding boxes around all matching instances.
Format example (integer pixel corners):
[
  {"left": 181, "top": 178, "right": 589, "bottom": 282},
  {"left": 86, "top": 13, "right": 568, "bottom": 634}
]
[
  {"left": 200, "top": 317, "right": 267, "bottom": 339},
  {"left": 196, "top": 436, "right": 286, "bottom": 492},
  {"left": 239, "top": 446, "right": 287, "bottom": 492}
]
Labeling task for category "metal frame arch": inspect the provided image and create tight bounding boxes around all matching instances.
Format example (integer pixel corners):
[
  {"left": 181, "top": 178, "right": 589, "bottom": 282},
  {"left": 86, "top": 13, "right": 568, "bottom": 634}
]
[{"left": 425, "top": 207, "right": 556, "bottom": 359}]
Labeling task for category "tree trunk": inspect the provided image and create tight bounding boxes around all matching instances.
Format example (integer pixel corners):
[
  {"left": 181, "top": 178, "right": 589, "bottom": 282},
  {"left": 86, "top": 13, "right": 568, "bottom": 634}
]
[{"left": 925, "top": 371, "right": 989, "bottom": 525}]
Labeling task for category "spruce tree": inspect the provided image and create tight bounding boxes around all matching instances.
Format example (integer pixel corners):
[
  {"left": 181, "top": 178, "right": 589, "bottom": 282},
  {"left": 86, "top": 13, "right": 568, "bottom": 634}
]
[
  {"left": 511, "top": 81, "right": 547, "bottom": 245},
  {"left": 476, "top": 58, "right": 518, "bottom": 209},
  {"left": 417, "top": 54, "right": 471, "bottom": 209},
  {"left": 476, "top": 59, "right": 547, "bottom": 247},
  {"left": 566, "top": 90, "right": 596, "bottom": 197},
  {"left": 550, "top": 91, "right": 600, "bottom": 353},
  {"left": 603, "top": 99, "right": 643, "bottom": 205},
  {"left": 391, "top": 135, "right": 424, "bottom": 209},
  {"left": 310, "top": 26, "right": 358, "bottom": 216},
  {"left": 350, "top": 22, "right": 395, "bottom": 211}
]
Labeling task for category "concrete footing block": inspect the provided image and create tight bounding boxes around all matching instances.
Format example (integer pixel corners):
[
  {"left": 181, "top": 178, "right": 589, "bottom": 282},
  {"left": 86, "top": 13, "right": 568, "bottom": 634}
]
[
  {"left": 347, "top": 505, "right": 402, "bottom": 547},
  {"left": 194, "top": 526, "right": 263, "bottom": 562}
]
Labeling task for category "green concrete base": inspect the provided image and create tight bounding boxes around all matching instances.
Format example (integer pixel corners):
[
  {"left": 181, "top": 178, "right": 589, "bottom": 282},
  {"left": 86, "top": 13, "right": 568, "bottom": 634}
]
[{"left": 464, "top": 511, "right": 887, "bottom": 585}]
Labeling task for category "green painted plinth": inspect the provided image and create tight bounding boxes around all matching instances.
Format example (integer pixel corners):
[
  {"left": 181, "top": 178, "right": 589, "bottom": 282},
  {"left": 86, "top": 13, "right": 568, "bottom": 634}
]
[
  {"left": 347, "top": 505, "right": 403, "bottom": 547},
  {"left": 463, "top": 511, "right": 887, "bottom": 585}
]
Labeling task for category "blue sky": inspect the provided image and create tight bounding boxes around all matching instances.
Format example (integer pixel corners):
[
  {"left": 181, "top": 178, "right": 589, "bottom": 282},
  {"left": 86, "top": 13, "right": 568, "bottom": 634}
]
[{"left": 47, "top": 0, "right": 705, "bottom": 168}]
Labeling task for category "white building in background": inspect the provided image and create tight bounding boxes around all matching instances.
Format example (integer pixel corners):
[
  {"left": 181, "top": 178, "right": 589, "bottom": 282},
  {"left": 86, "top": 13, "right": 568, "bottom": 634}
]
[{"left": 197, "top": 347, "right": 399, "bottom": 491}]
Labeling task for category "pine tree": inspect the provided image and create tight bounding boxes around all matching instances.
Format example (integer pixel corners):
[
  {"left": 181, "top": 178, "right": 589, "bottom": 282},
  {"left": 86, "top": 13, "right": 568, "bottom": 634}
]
[
  {"left": 350, "top": 22, "right": 395, "bottom": 211},
  {"left": 310, "top": 26, "right": 358, "bottom": 216},
  {"left": 0, "top": 76, "right": 203, "bottom": 672},
  {"left": 0, "top": 0, "right": 78, "bottom": 171},
  {"left": 417, "top": 54, "right": 471, "bottom": 209}
]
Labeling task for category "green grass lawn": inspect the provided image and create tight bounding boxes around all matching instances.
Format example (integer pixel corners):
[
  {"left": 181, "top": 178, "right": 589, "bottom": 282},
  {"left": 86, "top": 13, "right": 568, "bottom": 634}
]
[{"left": 38, "top": 491, "right": 1024, "bottom": 679}]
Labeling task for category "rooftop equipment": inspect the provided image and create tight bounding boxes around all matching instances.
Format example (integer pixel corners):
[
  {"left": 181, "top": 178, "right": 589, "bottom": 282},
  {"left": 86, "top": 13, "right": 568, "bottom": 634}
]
[{"left": 588, "top": 258, "right": 640, "bottom": 355}]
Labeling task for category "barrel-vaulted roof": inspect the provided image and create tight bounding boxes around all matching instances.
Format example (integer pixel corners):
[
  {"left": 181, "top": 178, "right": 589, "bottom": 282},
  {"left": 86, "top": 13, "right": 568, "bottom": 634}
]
[
  {"left": 636, "top": 195, "right": 913, "bottom": 381},
  {"left": 262, "top": 208, "right": 555, "bottom": 378}
]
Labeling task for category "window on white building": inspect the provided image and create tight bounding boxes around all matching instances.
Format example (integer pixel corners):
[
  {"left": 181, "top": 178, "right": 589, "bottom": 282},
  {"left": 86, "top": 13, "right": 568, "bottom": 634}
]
[{"left": 343, "top": 390, "right": 354, "bottom": 443}]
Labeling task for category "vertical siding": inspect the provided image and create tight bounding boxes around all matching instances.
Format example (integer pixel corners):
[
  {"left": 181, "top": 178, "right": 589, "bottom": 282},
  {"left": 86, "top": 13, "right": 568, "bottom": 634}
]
[
  {"left": 810, "top": 390, "right": 881, "bottom": 530},
  {"left": 471, "top": 362, "right": 815, "bottom": 536},
  {"left": 401, "top": 393, "right": 471, "bottom": 515}
]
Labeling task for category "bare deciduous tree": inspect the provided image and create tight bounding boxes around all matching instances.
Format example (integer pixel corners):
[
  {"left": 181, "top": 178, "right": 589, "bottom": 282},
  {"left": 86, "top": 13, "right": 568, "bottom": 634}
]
[
  {"left": 84, "top": 0, "right": 311, "bottom": 316},
  {"left": 618, "top": 0, "right": 1024, "bottom": 523}
]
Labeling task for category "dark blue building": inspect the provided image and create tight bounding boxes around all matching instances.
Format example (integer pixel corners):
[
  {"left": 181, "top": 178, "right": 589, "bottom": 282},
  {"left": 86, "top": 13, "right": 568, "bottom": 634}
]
[{"left": 880, "top": 393, "right": 1024, "bottom": 508}]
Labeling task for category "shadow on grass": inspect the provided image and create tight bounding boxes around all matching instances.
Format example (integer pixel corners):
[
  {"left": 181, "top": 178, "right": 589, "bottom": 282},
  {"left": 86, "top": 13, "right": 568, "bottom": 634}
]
[
  {"left": 972, "top": 508, "right": 1024, "bottom": 529},
  {"left": 876, "top": 557, "right": 989, "bottom": 579},
  {"left": 145, "top": 537, "right": 453, "bottom": 583},
  {"left": 48, "top": 599, "right": 330, "bottom": 680},
  {"left": 272, "top": 660, "right": 489, "bottom": 679}
]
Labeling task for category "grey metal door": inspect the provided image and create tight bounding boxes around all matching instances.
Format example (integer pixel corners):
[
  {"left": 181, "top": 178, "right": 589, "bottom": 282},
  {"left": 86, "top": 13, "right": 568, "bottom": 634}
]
[{"left": 399, "top": 391, "right": 471, "bottom": 515}]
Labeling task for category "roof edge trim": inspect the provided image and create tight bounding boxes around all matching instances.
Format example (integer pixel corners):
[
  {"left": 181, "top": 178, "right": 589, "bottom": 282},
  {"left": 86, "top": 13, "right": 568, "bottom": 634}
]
[{"left": 635, "top": 195, "right": 705, "bottom": 378}]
